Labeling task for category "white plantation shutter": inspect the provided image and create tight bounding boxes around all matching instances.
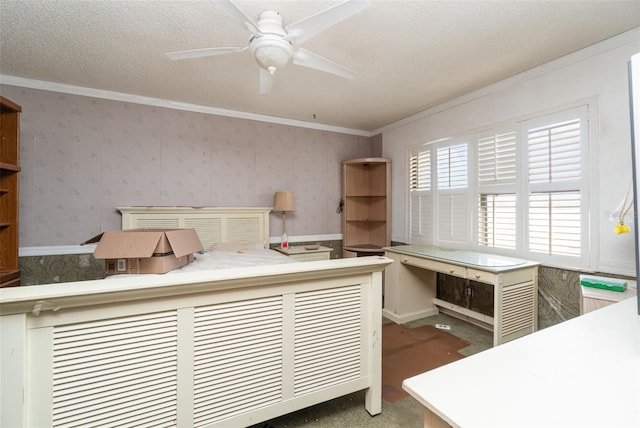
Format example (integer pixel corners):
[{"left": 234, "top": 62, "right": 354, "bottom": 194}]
[
  {"left": 437, "top": 143, "right": 469, "bottom": 245},
  {"left": 438, "top": 193, "right": 468, "bottom": 243},
  {"left": 478, "top": 193, "right": 517, "bottom": 249},
  {"left": 437, "top": 144, "right": 467, "bottom": 189},
  {"left": 526, "top": 107, "right": 585, "bottom": 260},
  {"left": 529, "top": 192, "right": 581, "bottom": 256},
  {"left": 528, "top": 118, "right": 581, "bottom": 185},
  {"left": 410, "top": 150, "right": 431, "bottom": 191},
  {"left": 409, "top": 148, "right": 432, "bottom": 244},
  {"left": 407, "top": 105, "right": 589, "bottom": 269},
  {"left": 477, "top": 129, "right": 518, "bottom": 250},
  {"left": 478, "top": 131, "right": 517, "bottom": 186}
]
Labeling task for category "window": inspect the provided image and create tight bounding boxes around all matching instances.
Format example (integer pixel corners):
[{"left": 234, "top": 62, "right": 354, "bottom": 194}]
[
  {"left": 477, "top": 129, "right": 517, "bottom": 250},
  {"left": 408, "top": 104, "right": 589, "bottom": 269},
  {"left": 436, "top": 143, "right": 468, "bottom": 244},
  {"left": 409, "top": 149, "right": 432, "bottom": 244},
  {"left": 437, "top": 144, "right": 467, "bottom": 189},
  {"left": 526, "top": 112, "right": 584, "bottom": 259},
  {"left": 478, "top": 193, "right": 517, "bottom": 249},
  {"left": 528, "top": 192, "right": 581, "bottom": 256},
  {"left": 410, "top": 150, "right": 431, "bottom": 191}
]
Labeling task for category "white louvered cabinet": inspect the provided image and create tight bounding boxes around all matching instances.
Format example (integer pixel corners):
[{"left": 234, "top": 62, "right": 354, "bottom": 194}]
[{"left": 21, "top": 279, "right": 376, "bottom": 428}]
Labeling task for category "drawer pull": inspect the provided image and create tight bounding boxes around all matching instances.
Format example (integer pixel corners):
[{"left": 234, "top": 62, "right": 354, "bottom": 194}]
[
  {"left": 475, "top": 274, "right": 481, "bottom": 279},
  {"left": 449, "top": 269, "right": 455, "bottom": 274}
]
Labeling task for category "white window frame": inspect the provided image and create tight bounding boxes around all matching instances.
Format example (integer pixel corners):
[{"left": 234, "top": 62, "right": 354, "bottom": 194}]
[
  {"left": 522, "top": 106, "right": 590, "bottom": 268},
  {"left": 475, "top": 126, "right": 520, "bottom": 254},
  {"left": 435, "top": 139, "right": 471, "bottom": 248},
  {"left": 406, "top": 101, "right": 595, "bottom": 271},
  {"left": 408, "top": 146, "right": 433, "bottom": 245}
]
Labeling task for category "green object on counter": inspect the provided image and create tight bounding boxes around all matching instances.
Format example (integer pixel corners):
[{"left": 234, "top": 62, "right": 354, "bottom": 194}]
[{"left": 580, "top": 275, "right": 627, "bottom": 292}]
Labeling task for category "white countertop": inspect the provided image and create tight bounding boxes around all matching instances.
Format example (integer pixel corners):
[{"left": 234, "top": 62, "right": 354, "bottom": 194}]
[
  {"left": 384, "top": 245, "right": 539, "bottom": 271},
  {"left": 403, "top": 297, "right": 640, "bottom": 427}
]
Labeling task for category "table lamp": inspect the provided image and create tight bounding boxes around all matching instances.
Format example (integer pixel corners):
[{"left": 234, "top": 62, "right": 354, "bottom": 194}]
[{"left": 274, "top": 191, "right": 295, "bottom": 249}]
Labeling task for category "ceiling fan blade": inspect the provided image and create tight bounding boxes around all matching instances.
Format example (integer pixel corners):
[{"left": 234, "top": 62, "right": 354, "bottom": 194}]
[
  {"left": 165, "top": 46, "right": 247, "bottom": 60},
  {"left": 260, "top": 68, "right": 274, "bottom": 94},
  {"left": 293, "top": 48, "right": 356, "bottom": 80},
  {"left": 216, "top": 0, "right": 261, "bottom": 35},
  {"left": 285, "top": 0, "right": 370, "bottom": 45}
]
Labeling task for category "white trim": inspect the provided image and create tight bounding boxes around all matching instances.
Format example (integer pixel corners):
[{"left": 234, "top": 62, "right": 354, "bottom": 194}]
[
  {"left": 19, "top": 245, "right": 97, "bottom": 257},
  {"left": 374, "top": 27, "right": 640, "bottom": 136},
  {"left": 0, "top": 75, "right": 371, "bottom": 137},
  {"left": 20, "top": 235, "right": 343, "bottom": 256}
]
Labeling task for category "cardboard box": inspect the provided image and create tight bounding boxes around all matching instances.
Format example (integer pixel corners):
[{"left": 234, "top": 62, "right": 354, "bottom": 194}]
[{"left": 88, "top": 228, "right": 203, "bottom": 274}]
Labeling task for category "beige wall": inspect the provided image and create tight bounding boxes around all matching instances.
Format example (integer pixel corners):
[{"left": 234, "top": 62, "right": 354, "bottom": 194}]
[{"left": 1, "top": 85, "right": 373, "bottom": 248}]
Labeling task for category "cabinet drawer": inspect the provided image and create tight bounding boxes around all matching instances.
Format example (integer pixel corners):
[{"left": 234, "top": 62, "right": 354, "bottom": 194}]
[
  {"left": 290, "top": 252, "right": 330, "bottom": 262},
  {"left": 400, "top": 254, "right": 466, "bottom": 278},
  {"left": 467, "top": 268, "right": 498, "bottom": 285}
]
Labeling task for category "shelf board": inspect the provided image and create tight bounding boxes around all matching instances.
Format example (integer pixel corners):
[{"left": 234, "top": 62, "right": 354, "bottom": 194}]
[
  {"left": 0, "top": 96, "right": 22, "bottom": 112},
  {"left": 0, "top": 162, "right": 21, "bottom": 172},
  {"left": 0, "top": 269, "right": 21, "bottom": 287},
  {"left": 345, "top": 219, "right": 387, "bottom": 223},
  {"left": 343, "top": 244, "right": 386, "bottom": 253}
]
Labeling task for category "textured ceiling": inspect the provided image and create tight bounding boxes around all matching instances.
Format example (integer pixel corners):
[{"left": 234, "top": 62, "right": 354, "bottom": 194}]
[{"left": 1, "top": 0, "right": 640, "bottom": 133}]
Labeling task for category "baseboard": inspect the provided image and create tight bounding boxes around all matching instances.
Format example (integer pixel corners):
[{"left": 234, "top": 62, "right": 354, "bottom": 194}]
[{"left": 382, "top": 307, "right": 439, "bottom": 324}]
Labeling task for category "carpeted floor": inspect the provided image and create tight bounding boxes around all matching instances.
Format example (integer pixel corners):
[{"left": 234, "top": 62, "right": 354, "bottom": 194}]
[
  {"left": 381, "top": 323, "right": 470, "bottom": 402},
  {"left": 251, "top": 313, "right": 492, "bottom": 427}
]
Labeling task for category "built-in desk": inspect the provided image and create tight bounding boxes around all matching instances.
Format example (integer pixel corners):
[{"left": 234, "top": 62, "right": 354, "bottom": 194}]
[{"left": 383, "top": 245, "right": 539, "bottom": 346}]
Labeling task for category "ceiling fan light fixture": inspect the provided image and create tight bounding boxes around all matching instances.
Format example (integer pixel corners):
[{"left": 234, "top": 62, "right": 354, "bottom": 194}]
[
  {"left": 166, "top": 0, "right": 371, "bottom": 92},
  {"left": 250, "top": 35, "right": 293, "bottom": 72}
]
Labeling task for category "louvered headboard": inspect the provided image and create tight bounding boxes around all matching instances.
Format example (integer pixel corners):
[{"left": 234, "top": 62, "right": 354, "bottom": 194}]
[{"left": 118, "top": 207, "right": 272, "bottom": 250}]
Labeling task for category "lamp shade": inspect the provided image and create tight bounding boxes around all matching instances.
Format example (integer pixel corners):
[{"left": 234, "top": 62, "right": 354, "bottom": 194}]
[{"left": 274, "top": 191, "right": 296, "bottom": 212}]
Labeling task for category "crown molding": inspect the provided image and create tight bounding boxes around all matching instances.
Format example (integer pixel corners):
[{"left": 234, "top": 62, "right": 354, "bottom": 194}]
[{"left": 0, "top": 75, "right": 372, "bottom": 137}]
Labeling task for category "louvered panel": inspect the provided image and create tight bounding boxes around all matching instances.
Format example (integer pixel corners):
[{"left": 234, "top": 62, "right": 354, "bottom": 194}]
[
  {"left": 410, "top": 192, "right": 432, "bottom": 244},
  {"left": 529, "top": 192, "right": 581, "bottom": 256},
  {"left": 193, "top": 296, "right": 283, "bottom": 427},
  {"left": 478, "top": 193, "right": 517, "bottom": 250},
  {"left": 294, "top": 286, "right": 362, "bottom": 396},
  {"left": 501, "top": 283, "right": 536, "bottom": 337},
  {"left": 226, "top": 217, "right": 260, "bottom": 243},
  {"left": 184, "top": 217, "right": 222, "bottom": 250},
  {"left": 478, "top": 131, "right": 517, "bottom": 186},
  {"left": 134, "top": 218, "right": 179, "bottom": 229},
  {"left": 528, "top": 118, "right": 581, "bottom": 184},
  {"left": 438, "top": 193, "right": 468, "bottom": 243},
  {"left": 410, "top": 149, "right": 431, "bottom": 191},
  {"left": 437, "top": 143, "right": 468, "bottom": 189},
  {"left": 51, "top": 311, "right": 178, "bottom": 428}
]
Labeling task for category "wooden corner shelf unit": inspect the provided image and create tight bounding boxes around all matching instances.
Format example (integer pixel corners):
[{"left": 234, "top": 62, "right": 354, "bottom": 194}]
[
  {"left": 1, "top": 96, "right": 21, "bottom": 287},
  {"left": 342, "top": 157, "right": 391, "bottom": 258}
]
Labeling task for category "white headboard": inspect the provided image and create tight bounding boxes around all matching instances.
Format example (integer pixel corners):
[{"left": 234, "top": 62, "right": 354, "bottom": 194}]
[{"left": 118, "top": 207, "right": 272, "bottom": 250}]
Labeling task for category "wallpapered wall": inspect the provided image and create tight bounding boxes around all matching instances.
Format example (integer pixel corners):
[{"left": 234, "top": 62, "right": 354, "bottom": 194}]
[{"left": 1, "top": 85, "right": 373, "bottom": 248}]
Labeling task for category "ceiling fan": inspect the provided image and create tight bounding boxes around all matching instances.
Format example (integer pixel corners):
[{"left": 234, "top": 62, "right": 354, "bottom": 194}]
[{"left": 165, "top": 0, "right": 371, "bottom": 94}]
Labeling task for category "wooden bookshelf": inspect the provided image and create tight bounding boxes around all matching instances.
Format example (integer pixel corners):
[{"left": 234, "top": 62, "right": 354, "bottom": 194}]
[
  {"left": 342, "top": 158, "right": 390, "bottom": 257},
  {"left": 1, "top": 96, "right": 21, "bottom": 287}
]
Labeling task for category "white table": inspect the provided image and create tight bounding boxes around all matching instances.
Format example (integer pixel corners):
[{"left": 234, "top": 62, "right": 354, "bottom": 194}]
[
  {"left": 384, "top": 245, "right": 539, "bottom": 346},
  {"left": 403, "top": 297, "right": 640, "bottom": 428}
]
